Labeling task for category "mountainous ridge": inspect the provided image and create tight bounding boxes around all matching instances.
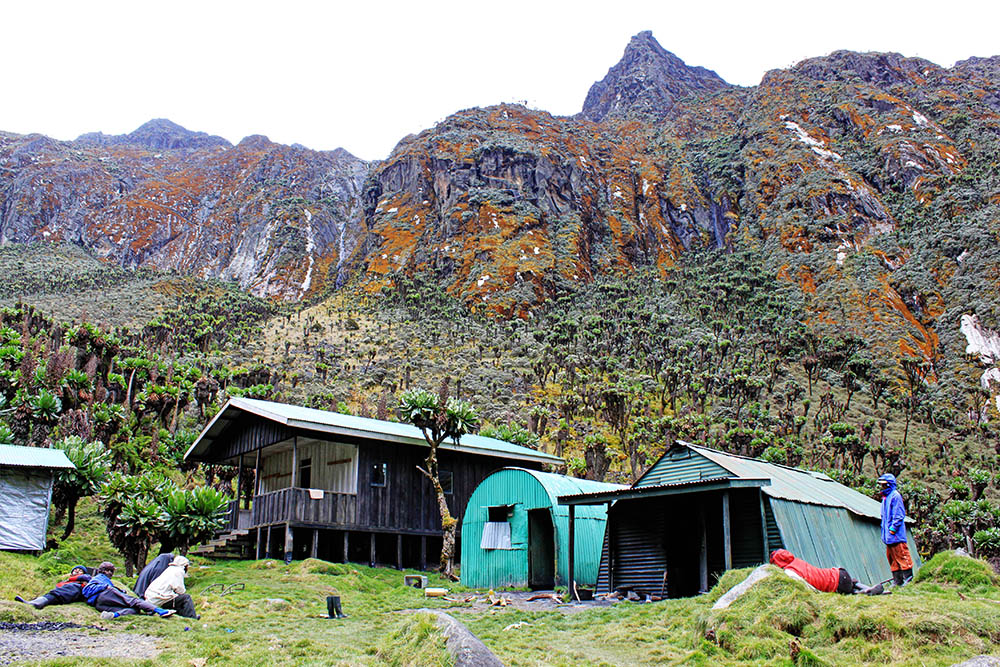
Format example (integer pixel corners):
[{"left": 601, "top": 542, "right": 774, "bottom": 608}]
[
  {"left": 0, "top": 33, "right": 998, "bottom": 365},
  {"left": 0, "top": 129, "right": 368, "bottom": 298},
  {"left": 76, "top": 118, "right": 232, "bottom": 151}
]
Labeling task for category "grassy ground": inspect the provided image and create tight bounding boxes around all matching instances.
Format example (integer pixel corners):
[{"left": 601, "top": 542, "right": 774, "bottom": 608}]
[{"left": 2, "top": 551, "right": 999, "bottom": 666}]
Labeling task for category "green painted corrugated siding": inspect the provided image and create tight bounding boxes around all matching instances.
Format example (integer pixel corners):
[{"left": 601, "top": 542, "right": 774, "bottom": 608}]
[
  {"left": 769, "top": 498, "right": 919, "bottom": 586},
  {"left": 635, "top": 448, "right": 731, "bottom": 487},
  {"left": 460, "top": 468, "right": 615, "bottom": 588}
]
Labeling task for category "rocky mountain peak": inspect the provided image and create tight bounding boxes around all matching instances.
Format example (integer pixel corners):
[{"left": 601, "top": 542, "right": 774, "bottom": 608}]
[
  {"left": 581, "top": 31, "right": 731, "bottom": 122},
  {"left": 76, "top": 118, "right": 231, "bottom": 150}
]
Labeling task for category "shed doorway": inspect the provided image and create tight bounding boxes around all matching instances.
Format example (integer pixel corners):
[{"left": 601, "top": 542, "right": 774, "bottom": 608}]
[{"left": 527, "top": 509, "right": 555, "bottom": 589}]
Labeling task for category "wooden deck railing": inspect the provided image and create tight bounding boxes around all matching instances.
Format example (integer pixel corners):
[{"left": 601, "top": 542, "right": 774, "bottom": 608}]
[
  {"left": 250, "top": 488, "right": 358, "bottom": 527},
  {"left": 223, "top": 500, "right": 251, "bottom": 532}
]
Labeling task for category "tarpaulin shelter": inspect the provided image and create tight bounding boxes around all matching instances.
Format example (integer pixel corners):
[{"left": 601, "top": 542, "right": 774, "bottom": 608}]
[
  {"left": 460, "top": 468, "right": 624, "bottom": 589},
  {"left": 559, "top": 442, "right": 919, "bottom": 598},
  {"left": 0, "top": 444, "right": 75, "bottom": 551}
]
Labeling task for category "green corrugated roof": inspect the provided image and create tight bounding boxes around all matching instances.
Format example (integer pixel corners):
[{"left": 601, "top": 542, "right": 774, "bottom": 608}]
[
  {"left": 186, "top": 397, "right": 563, "bottom": 465},
  {"left": 516, "top": 468, "right": 625, "bottom": 505},
  {"left": 0, "top": 444, "right": 75, "bottom": 470},
  {"left": 685, "top": 443, "right": 882, "bottom": 520}
]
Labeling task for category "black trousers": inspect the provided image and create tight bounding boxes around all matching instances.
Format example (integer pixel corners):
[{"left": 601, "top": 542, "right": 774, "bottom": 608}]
[
  {"left": 43, "top": 583, "right": 84, "bottom": 605},
  {"left": 836, "top": 568, "right": 855, "bottom": 594},
  {"left": 94, "top": 587, "right": 159, "bottom": 615},
  {"left": 159, "top": 594, "right": 197, "bottom": 618}
]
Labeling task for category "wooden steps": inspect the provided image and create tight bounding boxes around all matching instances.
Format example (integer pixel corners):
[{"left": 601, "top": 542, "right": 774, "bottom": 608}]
[{"left": 191, "top": 529, "right": 252, "bottom": 559}]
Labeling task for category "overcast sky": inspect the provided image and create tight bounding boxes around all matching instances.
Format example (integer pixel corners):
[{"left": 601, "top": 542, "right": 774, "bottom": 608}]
[{"left": 4, "top": 0, "right": 998, "bottom": 161}]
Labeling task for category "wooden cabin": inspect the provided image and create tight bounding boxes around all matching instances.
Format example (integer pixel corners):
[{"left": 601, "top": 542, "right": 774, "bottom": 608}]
[
  {"left": 559, "top": 442, "right": 919, "bottom": 598},
  {"left": 184, "top": 398, "right": 562, "bottom": 568}
]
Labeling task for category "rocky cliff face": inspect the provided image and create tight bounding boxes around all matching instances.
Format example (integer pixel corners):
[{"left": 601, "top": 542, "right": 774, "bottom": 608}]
[
  {"left": 1, "top": 31, "right": 998, "bottom": 374},
  {"left": 361, "top": 31, "right": 1000, "bottom": 380},
  {"left": 0, "top": 123, "right": 368, "bottom": 298}
]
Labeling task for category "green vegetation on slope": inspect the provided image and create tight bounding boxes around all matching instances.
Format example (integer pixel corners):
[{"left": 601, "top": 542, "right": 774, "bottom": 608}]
[{"left": 2, "top": 551, "right": 996, "bottom": 666}]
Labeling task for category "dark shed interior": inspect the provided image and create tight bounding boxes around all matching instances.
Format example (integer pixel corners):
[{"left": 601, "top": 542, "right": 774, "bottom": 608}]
[{"left": 597, "top": 487, "right": 779, "bottom": 598}]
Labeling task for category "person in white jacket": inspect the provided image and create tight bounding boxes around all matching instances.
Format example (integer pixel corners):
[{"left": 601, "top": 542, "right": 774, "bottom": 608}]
[{"left": 144, "top": 556, "right": 199, "bottom": 619}]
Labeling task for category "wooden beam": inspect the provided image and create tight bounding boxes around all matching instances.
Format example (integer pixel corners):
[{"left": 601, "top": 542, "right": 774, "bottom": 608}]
[
  {"left": 568, "top": 504, "right": 576, "bottom": 600},
  {"left": 722, "top": 491, "right": 732, "bottom": 571},
  {"left": 420, "top": 536, "right": 427, "bottom": 571},
  {"left": 256, "top": 527, "right": 264, "bottom": 560},
  {"left": 396, "top": 534, "right": 403, "bottom": 571},
  {"left": 291, "top": 436, "right": 299, "bottom": 488},
  {"left": 266, "top": 525, "right": 273, "bottom": 559},
  {"left": 326, "top": 458, "right": 352, "bottom": 466},
  {"left": 369, "top": 533, "right": 376, "bottom": 568},
  {"left": 759, "top": 490, "right": 770, "bottom": 563},
  {"left": 343, "top": 532, "right": 349, "bottom": 564},
  {"left": 253, "top": 447, "right": 262, "bottom": 500},
  {"left": 236, "top": 454, "right": 244, "bottom": 511},
  {"left": 311, "top": 528, "right": 319, "bottom": 560},
  {"left": 285, "top": 523, "right": 294, "bottom": 562},
  {"left": 699, "top": 505, "right": 708, "bottom": 593},
  {"left": 607, "top": 502, "right": 614, "bottom": 593}
]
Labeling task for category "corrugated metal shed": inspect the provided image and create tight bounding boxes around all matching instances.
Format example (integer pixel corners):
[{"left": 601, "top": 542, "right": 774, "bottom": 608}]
[
  {"left": 568, "top": 442, "right": 921, "bottom": 595},
  {"left": 461, "top": 468, "right": 624, "bottom": 589},
  {"left": 636, "top": 442, "right": 883, "bottom": 520},
  {"left": 0, "top": 445, "right": 75, "bottom": 470},
  {"left": 185, "top": 398, "right": 562, "bottom": 466}
]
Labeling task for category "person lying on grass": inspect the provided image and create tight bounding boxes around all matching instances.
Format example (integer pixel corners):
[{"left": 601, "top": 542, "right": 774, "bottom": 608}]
[
  {"left": 82, "top": 561, "right": 176, "bottom": 619},
  {"left": 144, "top": 555, "right": 200, "bottom": 619},
  {"left": 15, "top": 565, "right": 92, "bottom": 609},
  {"left": 769, "top": 549, "right": 883, "bottom": 595}
]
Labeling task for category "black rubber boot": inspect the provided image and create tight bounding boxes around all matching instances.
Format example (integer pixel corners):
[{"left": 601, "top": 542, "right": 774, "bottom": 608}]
[
  {"left": 333, "top": 596, "right": 347, "bottom": 619},
  {"left": 898, "top": 568, "right": 913, "bottom": 586},
  {"left": 892, "top": 570, "right": 904, "bottom": 587}
]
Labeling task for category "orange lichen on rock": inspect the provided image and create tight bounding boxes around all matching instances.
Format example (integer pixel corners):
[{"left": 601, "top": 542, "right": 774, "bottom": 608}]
[{"left": 876, "top": 278, "right": 940, "bottom": 369}]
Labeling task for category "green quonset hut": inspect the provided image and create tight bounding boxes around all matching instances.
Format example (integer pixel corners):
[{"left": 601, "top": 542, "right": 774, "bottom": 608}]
[
  {"left": 559, "top": 442, "right": 920, "bottom": 598},
  {"left": 461, "top": 468, "right": 625, "bottom": 590}
]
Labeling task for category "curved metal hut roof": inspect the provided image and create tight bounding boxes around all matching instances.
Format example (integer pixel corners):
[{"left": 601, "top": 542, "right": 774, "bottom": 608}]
[{"left": 460, "top": 468, "right": 625, "bottom": 589}]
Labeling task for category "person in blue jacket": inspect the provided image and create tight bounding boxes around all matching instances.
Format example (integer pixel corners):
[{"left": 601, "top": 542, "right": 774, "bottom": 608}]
[
  {"left": 82, "top": 562, "right": 174, "bottom": 619},
  {"left": 878, "top": 473, "right": 914, "bottom": 586}
]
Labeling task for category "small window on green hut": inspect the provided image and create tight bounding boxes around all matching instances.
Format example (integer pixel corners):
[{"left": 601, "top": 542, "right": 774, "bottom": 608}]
[
  {"left": 440, "top": 470, "right": 453, "bottom": 495},
  {"left": 482, "top": 505, "right": 513, "bottom": 550},
  {"left": 370, "top": 462, "right": 387, "bottom": 487}
]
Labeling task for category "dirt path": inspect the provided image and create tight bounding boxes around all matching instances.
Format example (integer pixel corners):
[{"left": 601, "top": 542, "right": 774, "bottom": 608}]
[{"left": 0, "top": 622, "right": 161, "bottom": 665}]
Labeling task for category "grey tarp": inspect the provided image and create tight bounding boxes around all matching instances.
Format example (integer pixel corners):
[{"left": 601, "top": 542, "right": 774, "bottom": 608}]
[{"left": 0, "top": 468, "right": 54, "bottom": 550}]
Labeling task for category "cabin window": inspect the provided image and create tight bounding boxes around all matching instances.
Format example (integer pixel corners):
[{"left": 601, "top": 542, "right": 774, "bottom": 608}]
[
  {"left": 370, "top": 462, "right": 388, "bottom": 487},
  {"left": 482, "top": 505, "right": 513, "bottom": 550},
  {"left": 440, "top": 470, "right": 453, "bottom": 495},
  {"left": 298, "top": 458, "right": 312, "bottom": 488}
]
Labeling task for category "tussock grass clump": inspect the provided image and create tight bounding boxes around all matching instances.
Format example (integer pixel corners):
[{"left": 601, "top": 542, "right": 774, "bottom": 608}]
[
  {"left": 374, "top": 613, "right": 453, "bottom": 666},
  {"left": 914, "top": 550, "right": 1000, "bottom": 591}
]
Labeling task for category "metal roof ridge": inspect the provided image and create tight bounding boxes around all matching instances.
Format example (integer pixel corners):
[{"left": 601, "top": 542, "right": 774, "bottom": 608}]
[
  {"left": 187, "top": 397, "right": 564, "bottom": 464},
  {"left": 683, "top": 441, "right": 834, "bottom": 480}
]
